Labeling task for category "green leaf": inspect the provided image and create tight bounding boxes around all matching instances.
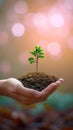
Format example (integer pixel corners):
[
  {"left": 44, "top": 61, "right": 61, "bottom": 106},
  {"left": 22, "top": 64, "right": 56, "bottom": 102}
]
[
  {"left": 30, "top": 51, "right": 36, "bottom": 56},
  {"left": 28, "top": 57, "right": 35, "bottom": 64},
  {"left": 38, "top": 55, "right": 44, "bottom": 58},
  {"left": 35, "top": 45, "right": 41, "bottom": 50},
  {"left": 39, "top": 52, "right": 44, "bottom": 55},
  {"left": 35, "top": 46, "right": 42, "bottom": 53}
]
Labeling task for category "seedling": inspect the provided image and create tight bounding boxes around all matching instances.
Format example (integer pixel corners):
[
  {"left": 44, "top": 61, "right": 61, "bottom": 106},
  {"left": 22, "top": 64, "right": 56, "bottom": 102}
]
[
  {"left": 28, "top": 45, "right": 44, "bottom": 73},
  {"left": 19, "top": 45, "right": 58, "bottom": 91}
]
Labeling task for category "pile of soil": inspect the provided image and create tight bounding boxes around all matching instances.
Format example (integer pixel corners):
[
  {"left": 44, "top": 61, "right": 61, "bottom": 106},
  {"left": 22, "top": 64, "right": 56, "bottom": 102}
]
[{"left": 19, "top": 72, "right": 58, "bottom": 91}]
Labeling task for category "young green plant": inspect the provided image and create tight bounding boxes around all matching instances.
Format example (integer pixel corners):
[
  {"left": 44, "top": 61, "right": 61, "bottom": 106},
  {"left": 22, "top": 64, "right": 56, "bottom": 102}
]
[{"left": 28, "top": 45, "right": 44, "bottom": 73}]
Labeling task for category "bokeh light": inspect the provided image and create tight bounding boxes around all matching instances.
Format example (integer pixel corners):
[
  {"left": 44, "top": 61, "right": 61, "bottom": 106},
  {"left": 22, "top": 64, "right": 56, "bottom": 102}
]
[
  {"left": 12, "top": 23, "right": 25, "bottom": 37},
  {"left": 32, "top": 13, "right": 48, "bottom": 28},
  {"left": 47, "top": 42, "right": 62, "bottom": 57},
  {"left": 49, "top": 13, "right": 64, "bottom": 28},
  {"left": 14, "top": 0, "right": 28, "bottom": 14},
  {"left": 63, "top": 0, "right": 73, "bottom": 11}
]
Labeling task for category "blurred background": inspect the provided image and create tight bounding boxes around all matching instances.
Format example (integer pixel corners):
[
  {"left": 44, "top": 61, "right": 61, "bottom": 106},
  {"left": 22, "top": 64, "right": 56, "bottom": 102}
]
[{"left": 0, "top": 0, "right": 73, "bottom": 129}]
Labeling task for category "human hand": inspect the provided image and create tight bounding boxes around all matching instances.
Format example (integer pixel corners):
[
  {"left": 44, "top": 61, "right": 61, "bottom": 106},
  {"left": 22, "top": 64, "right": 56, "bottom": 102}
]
[{"left": 1, "top": 78, "right": 64, "bottom": 105}]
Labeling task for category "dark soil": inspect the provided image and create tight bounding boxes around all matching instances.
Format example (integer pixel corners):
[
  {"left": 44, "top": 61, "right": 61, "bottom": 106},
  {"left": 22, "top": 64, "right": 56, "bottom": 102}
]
[{"left": 19, "top": 72, "right": 58, "bottom": 91}]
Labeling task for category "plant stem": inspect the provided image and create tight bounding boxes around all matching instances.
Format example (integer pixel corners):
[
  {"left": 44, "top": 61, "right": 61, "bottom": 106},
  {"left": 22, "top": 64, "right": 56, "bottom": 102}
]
[{"left": 36, "top": 54, "right": 38, "bottom": 73}]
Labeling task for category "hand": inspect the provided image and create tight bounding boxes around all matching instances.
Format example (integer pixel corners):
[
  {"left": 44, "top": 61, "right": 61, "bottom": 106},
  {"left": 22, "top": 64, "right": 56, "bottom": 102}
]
[{"left": 0, "top": 78, "right": 64, "bottom": 105}]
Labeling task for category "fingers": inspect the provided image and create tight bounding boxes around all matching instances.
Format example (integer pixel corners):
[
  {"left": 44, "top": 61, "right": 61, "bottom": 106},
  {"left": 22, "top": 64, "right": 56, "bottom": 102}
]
[
  {"left": 38, "top": 79, "right": 64, "bottom": 100},
  {"left": 58, "top": 78, "right": 64, "bottom": 83}
]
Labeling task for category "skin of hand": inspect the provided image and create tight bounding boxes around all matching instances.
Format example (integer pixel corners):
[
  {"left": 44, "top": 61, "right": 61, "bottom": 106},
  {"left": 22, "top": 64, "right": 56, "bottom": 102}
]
[{"left": 0, "top": 78, "right": 64, "bottom": 105}]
